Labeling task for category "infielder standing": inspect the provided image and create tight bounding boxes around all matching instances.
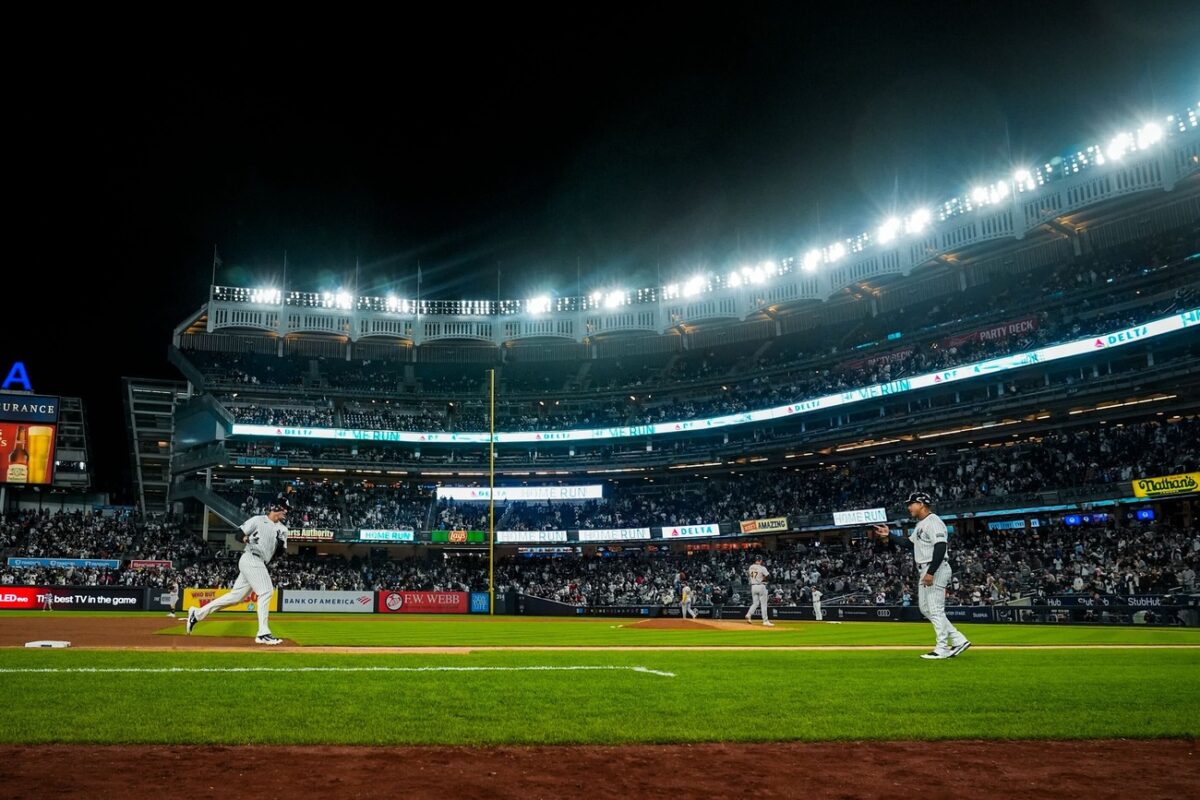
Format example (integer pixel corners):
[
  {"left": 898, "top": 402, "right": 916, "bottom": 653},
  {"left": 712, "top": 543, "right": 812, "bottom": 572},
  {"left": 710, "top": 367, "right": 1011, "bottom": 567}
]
[
  {"left": 811, "top": 586, "right": 823, "bottom": 621},
  {"left": 872, "top": 492, "right": 970, "bottom": 659},
  {"left": 187, "top": 494, "right": 289, "bottom": 645},
  {"left": 680, "top": 582, "right": 699, "bottom": 619},
  {"left": 745, "top": 556, "right": 774, "bottom": 626}
]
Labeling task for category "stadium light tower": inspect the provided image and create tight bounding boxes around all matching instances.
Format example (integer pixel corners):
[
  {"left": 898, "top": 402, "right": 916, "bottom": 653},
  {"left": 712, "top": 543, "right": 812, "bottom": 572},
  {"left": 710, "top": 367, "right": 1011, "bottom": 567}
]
[
  {"left": 802, "top": 249, "right": 821, "bottom": 272},
  {"left": 906, "top": 208, "right": 931, "bottom": 235},
  {"left": 1137, "top": 122, "right": 1163, "bottom": 149},
  {"left": 877, "top": 217, "right": 901, "bottom": 245}
]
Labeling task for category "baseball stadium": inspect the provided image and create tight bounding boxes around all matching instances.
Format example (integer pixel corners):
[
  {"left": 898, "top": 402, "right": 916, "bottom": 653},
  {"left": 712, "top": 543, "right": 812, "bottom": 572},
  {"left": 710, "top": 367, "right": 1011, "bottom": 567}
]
[{"left": 4, "top": 16, "right": 1200, "bottom": 799}]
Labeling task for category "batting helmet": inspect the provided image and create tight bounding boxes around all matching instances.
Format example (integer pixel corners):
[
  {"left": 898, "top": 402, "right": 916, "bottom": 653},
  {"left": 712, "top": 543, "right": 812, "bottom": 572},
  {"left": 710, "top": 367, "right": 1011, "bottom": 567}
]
[
  {"left": 905, "top": 491, "right": 933, "bottom": 507},
  {"left": 268, "top": 494, "right": 291, "bottom": 512}
]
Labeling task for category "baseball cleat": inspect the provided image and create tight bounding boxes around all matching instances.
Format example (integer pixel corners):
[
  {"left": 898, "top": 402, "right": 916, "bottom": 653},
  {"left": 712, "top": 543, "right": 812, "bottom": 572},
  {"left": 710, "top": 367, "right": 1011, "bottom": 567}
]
[
  {"left": 763, "top": 621, "right": 775, "bottom": 627},
  {"left": 185, "top": 607, "right": 197, "bottom": 634},
  {"left": 920, "top": 649, "right": 952, "bottom": 660},
  {"left": 949, "top": 640, "right": 972, "bottom": 658},
  {"left": 744, "top": 616, "right": 752, "bottom": 624},
  {"left": 255, "top": 634, "right": 283, "bottom": 645}
]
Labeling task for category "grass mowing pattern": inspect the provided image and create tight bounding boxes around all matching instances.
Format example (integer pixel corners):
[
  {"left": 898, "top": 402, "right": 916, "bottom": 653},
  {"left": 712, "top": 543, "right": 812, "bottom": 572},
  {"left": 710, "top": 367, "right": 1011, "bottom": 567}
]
[{"left": 0, "top": 646, "right": 1196, "bottom": 745}]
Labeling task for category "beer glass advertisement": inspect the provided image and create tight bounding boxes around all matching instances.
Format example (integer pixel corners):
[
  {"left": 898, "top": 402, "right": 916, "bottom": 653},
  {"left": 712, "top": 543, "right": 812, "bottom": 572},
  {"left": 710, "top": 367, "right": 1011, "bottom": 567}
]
[{"left": 1, "top": 423, "right": 57, "bottom": 485}]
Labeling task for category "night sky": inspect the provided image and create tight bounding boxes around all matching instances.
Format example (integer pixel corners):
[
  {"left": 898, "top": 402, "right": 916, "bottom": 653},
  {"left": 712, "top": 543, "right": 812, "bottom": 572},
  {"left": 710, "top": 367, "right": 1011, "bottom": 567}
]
[{"left": 5, "top": 4, "right": 1198, "bottom": 499}]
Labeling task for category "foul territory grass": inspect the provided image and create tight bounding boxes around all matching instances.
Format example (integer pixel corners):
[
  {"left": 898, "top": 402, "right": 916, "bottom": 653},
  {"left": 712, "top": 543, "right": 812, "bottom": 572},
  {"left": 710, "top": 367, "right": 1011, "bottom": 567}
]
[{"left": 0, "top": 647, "right": 1196, "bottom": 744}]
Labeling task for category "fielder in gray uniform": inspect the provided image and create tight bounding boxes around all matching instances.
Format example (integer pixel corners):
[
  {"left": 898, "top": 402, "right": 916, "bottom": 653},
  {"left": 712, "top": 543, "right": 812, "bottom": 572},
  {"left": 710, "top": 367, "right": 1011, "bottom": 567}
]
[
  {"left": 872, "top": 492, "right": 970, "bottom": 659},
  {"left": 745, "top": 556, "right": 774, "bottom": 626},
  {"left": 811, "top": 587, "right": 823, "bottom": 622},
  {"left": 680, "top": 583, "right": 699, "bottom": 619},
  {"left": 187, "top": 494, "right": 289, "bottom": 645}
]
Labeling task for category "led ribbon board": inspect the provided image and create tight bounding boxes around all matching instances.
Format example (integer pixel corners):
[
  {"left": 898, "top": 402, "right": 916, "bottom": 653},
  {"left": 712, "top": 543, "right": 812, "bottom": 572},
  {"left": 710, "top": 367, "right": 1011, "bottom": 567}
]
[
  {"left": 230, "top": 308, "right": 1200, "bottom": 446},
  {"left": 436, "top": 485, "right": 604, "bottom": 501}
]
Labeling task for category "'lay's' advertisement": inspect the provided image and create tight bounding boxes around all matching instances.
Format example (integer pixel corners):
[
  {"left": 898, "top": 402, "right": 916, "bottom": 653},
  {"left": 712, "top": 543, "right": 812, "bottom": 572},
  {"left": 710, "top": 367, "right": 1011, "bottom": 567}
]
[{"left": 183, "top": 587, "right": 280, "bottom": 613}]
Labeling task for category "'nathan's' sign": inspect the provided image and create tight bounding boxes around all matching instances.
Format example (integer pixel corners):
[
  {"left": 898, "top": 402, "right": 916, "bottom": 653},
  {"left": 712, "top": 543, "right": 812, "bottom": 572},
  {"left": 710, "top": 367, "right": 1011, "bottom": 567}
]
[
  {"left": 1131, "top": 472, "right": 1199, "bottom": 499},
  {"left": 739, "top": 517, "right": 789, "bottom": 534}
]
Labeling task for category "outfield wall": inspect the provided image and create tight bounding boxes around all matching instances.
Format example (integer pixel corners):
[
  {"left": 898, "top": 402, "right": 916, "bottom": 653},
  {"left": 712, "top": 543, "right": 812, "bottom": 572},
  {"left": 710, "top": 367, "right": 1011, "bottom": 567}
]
[
  {"left": 517, "top": 593, "right": 1196, "bottom": 626},
  {"left": 2, "top": 587, "right": 1192, "bottom": 624}
]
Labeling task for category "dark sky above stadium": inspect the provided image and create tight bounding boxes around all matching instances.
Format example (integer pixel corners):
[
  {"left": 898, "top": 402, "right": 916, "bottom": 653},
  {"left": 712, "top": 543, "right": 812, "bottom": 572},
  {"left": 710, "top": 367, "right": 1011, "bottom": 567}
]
[{"left": 5, "top": 3, "right": 1198, "bottom": 499}]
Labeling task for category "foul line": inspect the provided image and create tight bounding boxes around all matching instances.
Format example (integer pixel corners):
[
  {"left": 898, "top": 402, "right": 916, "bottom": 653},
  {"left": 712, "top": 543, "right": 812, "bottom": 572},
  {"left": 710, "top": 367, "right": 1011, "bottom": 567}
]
[{"left": 0, "top": 665, "right": 676, "bottom": 677}]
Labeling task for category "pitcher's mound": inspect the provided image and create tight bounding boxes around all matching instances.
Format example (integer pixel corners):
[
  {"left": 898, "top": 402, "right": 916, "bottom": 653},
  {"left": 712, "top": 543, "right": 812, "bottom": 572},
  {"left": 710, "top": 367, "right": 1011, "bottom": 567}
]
[
  {"left": 626, "top": 618, "right": 775, "bottom": 631},
  {"left": 626, "top": 618, "right": 713, "bottom": 630}
]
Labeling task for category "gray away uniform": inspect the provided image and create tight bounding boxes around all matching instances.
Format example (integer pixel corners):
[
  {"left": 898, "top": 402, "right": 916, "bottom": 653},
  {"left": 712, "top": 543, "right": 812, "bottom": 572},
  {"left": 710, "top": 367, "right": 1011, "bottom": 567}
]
[{"left": 746, "top": 564, "right": 770, "bottom": 622}]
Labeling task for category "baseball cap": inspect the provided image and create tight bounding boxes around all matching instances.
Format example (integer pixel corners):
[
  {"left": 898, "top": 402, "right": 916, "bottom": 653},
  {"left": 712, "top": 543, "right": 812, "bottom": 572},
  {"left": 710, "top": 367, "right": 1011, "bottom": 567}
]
[{"left": 905, "top": 491, "right": 933, "bottom": 506}]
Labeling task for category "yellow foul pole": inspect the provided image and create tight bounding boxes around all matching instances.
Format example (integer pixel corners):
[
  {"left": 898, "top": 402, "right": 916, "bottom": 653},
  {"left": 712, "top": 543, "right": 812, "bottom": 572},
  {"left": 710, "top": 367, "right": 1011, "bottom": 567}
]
[{"left": 489, "top": 367, "right": 495, "bottom": 615}]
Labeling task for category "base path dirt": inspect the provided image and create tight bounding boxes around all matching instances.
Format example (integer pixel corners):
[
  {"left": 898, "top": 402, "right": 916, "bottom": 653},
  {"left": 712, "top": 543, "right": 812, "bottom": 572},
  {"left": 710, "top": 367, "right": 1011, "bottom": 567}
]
[
  {"left": 0, "top": 740, "right": 1195, "bottom": 799},
  {"left": 0, "top": 615, "right": 275, "bottom": 649}
]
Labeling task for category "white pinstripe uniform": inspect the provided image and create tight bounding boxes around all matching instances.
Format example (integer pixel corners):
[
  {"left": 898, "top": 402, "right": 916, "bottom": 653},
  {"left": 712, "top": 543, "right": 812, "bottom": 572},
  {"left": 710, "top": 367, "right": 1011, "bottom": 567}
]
[
  {"left": 811, "top": 588, "right": 823, "bottom": 621},
  {"left": 911, "top": 513, "right": 967, "bottom": 653},
  {"left": 191, "top": 515, "right": 287, "bottom": 638}
]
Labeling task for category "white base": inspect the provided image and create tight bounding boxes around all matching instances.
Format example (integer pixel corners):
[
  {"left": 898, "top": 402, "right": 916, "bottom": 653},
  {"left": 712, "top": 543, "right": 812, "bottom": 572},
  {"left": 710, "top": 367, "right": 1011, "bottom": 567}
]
[{"left": 25, "top": 640, "right": 72, "bottom": 648}]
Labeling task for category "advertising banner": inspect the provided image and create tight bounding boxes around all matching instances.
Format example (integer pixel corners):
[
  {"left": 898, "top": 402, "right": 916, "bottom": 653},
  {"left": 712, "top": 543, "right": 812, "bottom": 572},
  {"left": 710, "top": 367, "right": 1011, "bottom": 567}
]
[
  {"left": 377, "top": 590, "right": 469, "bottom": 614},
  {"left": 661, "top": 523, "right": 719, "bottom": 538},
  {"left": 358, "top": 529, "right": 415, "bottom": 542},
  {"left": 1040, "top": 594, "right": 1164, "bottom": 608},
  {"left": 843, "top": 346, "right": 914, "bottom": 372},
  {"left": 986, "top": 520, "right": 1039, "bottom": 532},
  {"left": 0, "top": 394, "right": 60, "bottom": 424},
  {"left": 183, "top": 587, "right": 280, "bottom": 612},
  {"left": 943, "top": 315, "right": 1039, "bottom": 349},
  {"left": 496, "top": 530, "right": 568, "bottom": 544},
  {"left": 738, "top": 517, "right": 788, "bottom": 534},
  {"left": 0, "top": 422, "right": 57, "bottom": 485},
  {"left": 129, "top": 560, "right": 173, "bottom": 569},
  {"left": 31, "top": 586, "right": 143, "bottom": 610},
  {"left": 282, "top": 590, "right": 375, "bottom": 613},
  {"left": 832, "top": 508, "right": 888, "bottom": 526},
  {"left": 431, "top": 530, "right": 487, "bottom": 543},
  {"left": 578, "top": 527, "right": 652, "bottom": 542},
  {"left": 1131, "top": 472, "right": 1199, "bottom": 499},
  {"left": 7, "top": 557, "right": 121, "bottom": 570},
  {"left": 470, "top": 592, "right": 491, "bottom": 613},
  {"left": 145, "top": 587, "right": 180, "bottom": 612},
  {"left": 0, "top": 587, "right": 39, "bottom": 609},
  {"left": 437, "top": 485, "right": 603, "bottom": 501},
  {"left": 289, "top": 529, "right": 337, "bottom": 542}
]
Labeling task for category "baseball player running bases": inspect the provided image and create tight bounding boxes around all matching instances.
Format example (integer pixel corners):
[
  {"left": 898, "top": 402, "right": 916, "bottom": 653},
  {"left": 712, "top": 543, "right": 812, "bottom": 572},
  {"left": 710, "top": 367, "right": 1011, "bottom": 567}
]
[{"left": 187, "top": 494, "right": 290, "bottom": 645}]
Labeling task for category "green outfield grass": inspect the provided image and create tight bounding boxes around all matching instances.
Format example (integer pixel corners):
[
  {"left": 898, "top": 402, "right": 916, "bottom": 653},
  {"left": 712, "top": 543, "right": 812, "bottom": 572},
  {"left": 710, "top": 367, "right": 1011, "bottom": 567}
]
[
  {"left": 0, "top": 614, "right": 1198, "bottom": 745},
  {"left": 0, "top": 647, "right": 1196, "bottom": 745},
  {"left": 157, "top": 614, "right": 1200, "bottom": 648}
]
